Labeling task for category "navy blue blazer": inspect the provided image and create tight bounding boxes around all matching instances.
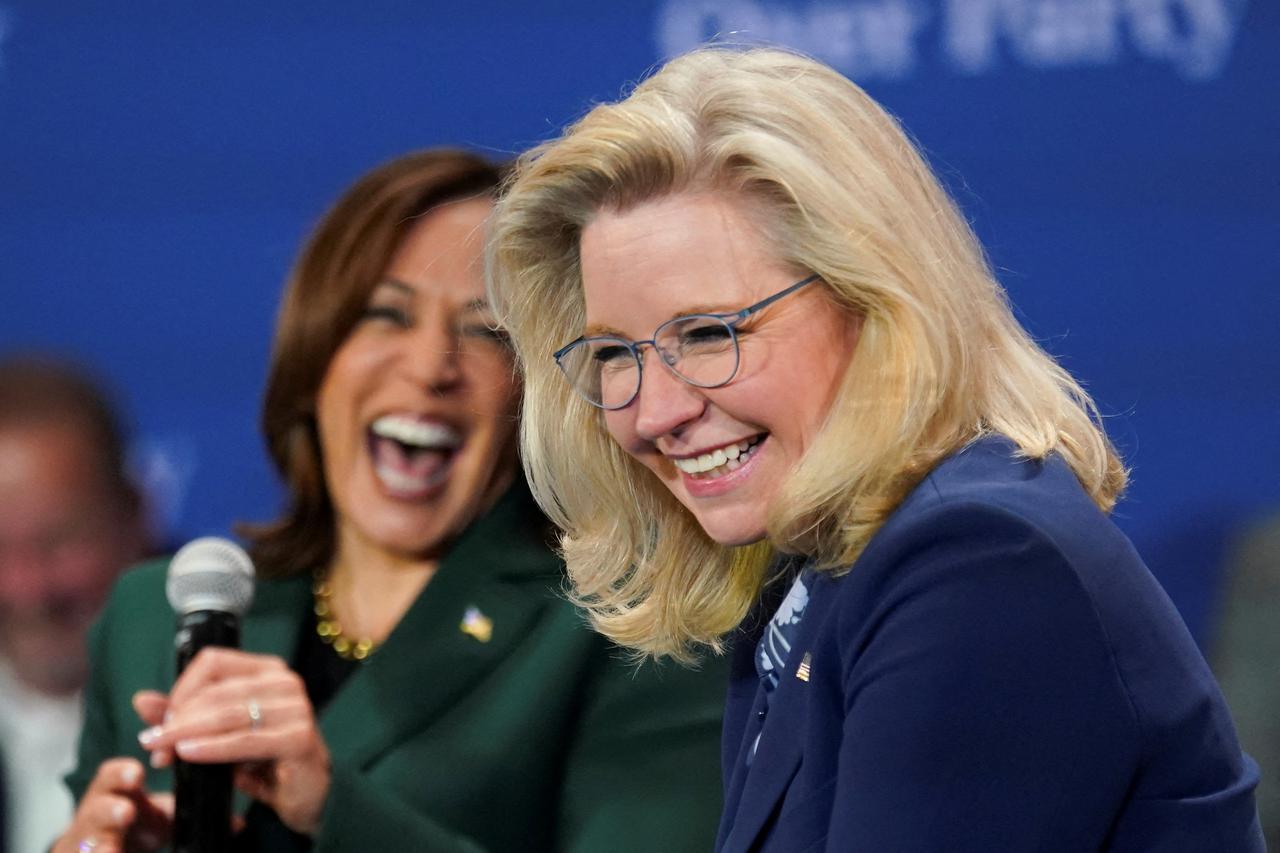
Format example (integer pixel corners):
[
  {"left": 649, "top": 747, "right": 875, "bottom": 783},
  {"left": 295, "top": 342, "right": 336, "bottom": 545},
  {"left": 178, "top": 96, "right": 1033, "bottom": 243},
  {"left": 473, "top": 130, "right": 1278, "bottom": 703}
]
[{"left": 717, "top": 437, "right": 1263, "bottom": 852}]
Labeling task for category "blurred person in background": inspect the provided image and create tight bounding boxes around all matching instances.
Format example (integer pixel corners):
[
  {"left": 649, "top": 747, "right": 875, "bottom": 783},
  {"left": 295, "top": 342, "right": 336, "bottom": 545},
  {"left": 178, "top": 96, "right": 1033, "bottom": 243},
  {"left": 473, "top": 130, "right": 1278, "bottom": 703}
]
[
  {"left": 57, "top": 148, "right": 726, "bottom": 853},
  {"left": 0, "top": 355, "right": 151, "bottom": 853}
]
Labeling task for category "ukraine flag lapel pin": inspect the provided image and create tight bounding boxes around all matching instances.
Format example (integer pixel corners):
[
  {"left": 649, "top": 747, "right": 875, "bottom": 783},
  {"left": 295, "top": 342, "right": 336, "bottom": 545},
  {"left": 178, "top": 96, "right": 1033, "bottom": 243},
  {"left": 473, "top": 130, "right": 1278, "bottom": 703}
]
[{"left": 460, "top": 605, "right": 494, "bottom": 643}]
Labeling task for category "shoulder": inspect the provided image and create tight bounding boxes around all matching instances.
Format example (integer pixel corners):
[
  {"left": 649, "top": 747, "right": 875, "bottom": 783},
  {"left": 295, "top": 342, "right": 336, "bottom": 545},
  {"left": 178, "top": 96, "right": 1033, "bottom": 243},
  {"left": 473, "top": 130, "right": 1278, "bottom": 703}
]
[
  {"left": 577, "top": 643, "right": 729, "bottom": 723},
  {"left": 810, "top": 439, "right": 1153, "bottom": 691},
  {"left": 101, "top": 556, "right": 171, "bottom": 627},
  {"left": 825, "top": 491, "right": 1121, "bottom": 673},
  {"left": 545, "top": 591, "right": 728, "bottom": 727},
  {"left": 442, "top": 479, "right": 565, "bottom": 585},
  {"left": 86, "top": 558, "right": 176, "bottom": 691},
  {"left": 816, "top": 436, "right": 1220, "bottom": 743},
  {"left": 853, "top": 436, "right": 1142, "bottom": 606},
  {"left": 903, "top": 436, "right": 1114, "bottom": 540}
]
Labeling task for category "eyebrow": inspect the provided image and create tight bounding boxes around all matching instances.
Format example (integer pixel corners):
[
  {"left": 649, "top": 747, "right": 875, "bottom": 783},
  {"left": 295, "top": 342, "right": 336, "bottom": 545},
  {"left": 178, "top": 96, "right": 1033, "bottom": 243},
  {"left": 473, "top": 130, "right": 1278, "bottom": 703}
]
[
  {"left": 678, "top": 302, "right": 737, "bottom": 317},
  {"left": 373, "top": 278, "right": 415, "bottom": 296},
  {"left": 581, "top": 303, "right": 738, "bottom": 340},
  {"left": 373, "top": 281, "right": 491, "bottom": 315},
  {"left": 582, "top": 321, "right": 628, "bottom": 338}
]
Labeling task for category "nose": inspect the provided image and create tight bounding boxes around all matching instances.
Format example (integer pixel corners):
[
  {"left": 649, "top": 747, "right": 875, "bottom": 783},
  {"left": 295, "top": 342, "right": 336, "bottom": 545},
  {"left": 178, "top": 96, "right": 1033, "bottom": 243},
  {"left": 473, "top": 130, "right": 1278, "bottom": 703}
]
[
  {"left": 400, "top": 312, "right": 463, "bottom": 393},
  {"left": 630, "top": 352, "right": 706, "bottom": 442}
]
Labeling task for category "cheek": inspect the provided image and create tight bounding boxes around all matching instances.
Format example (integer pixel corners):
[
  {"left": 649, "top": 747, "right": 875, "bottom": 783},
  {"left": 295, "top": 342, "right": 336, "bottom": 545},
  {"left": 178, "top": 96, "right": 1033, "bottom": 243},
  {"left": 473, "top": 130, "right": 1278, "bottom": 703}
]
[
  {"left": 483, "top": 396, "right": 520, "bottom": 457},
  {"left": 466, "top": 362, "right": 520, "bottom": 437},
  {"left": 600, "top": 412, "right": 671, "bottom": 489},
  {"left": 313, "top": 393, "right": 350, "bottom": 473},
  {"left": 602, "top": 410, "right": 640, "bottom": 456},
  {"left": 315, "top": 362, "right": 354, "bottom": 437},
  {"left": 315, "top": 340, "right": 380, "bottom": 443},
  {"left": 789, "top": 315, "right": 858, "bottom": 422}
]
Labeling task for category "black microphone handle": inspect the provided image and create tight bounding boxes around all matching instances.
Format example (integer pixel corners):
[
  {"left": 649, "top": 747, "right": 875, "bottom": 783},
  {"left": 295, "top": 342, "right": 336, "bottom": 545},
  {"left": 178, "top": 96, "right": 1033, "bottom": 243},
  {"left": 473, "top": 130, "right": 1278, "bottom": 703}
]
[{"left": 172, "top": 610, "right": 240, "bottom": 853}]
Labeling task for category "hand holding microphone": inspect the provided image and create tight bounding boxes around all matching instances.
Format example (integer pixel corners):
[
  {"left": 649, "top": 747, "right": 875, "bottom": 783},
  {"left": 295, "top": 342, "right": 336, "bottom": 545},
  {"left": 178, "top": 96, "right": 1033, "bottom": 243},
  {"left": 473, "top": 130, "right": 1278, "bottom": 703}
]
[
  {"left": 136, "top": 538, "right": 333, "bottom": 840},
  {"left": 54, "top": 536, "right": 255, "bottom": 853}
]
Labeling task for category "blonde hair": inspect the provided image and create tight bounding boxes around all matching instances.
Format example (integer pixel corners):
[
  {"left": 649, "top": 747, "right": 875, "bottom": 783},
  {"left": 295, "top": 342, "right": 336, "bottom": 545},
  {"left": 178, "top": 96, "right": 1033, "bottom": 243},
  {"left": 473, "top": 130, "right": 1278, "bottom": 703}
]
[{"left": 488, "top": 47, "right": 1127, "bottom": 662}]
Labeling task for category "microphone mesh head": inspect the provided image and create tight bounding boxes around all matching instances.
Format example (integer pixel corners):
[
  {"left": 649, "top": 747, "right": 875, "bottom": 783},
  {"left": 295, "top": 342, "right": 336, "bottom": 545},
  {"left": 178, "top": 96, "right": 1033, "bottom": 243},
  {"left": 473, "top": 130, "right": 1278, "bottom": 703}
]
[{"left": 166, "top": 537, "right": 255, "bottom": 616}]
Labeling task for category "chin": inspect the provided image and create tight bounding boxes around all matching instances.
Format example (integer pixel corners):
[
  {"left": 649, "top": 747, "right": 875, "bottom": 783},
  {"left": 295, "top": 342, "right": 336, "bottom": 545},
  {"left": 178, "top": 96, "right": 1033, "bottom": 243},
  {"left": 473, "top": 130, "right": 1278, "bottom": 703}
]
[
  {"left": 354, "top": 501, "right": 450, "bottom": 557},
  {"left": 689, "top": 508, "right": 767, "bottom": 547},
  {"left": 390, "top": 518, "right": 457, "bottom": 557}
]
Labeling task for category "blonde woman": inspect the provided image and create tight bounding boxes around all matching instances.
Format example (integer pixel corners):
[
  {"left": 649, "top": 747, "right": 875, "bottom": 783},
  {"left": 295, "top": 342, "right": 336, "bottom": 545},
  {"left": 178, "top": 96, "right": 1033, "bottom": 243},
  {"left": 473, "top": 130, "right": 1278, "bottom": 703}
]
[{"left": 488, "top": 48, "right": 1263, "bottom": 852}]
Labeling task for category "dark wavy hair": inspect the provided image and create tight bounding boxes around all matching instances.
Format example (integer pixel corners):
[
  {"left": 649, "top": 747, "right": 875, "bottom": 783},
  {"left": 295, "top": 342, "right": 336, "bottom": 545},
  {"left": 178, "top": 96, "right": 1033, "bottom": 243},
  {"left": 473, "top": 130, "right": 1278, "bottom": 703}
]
[
  {"left": 240, "top": 149, "right": 507, "bottom": 578},
  {"left": 0, "top": 353, "right": 141, "bottom": 516}
]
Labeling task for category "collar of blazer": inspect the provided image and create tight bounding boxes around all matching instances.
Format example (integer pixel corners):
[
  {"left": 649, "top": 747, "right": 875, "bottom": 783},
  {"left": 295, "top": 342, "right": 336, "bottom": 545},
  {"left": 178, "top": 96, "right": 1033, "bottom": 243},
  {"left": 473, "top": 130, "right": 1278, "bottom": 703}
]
[
  {"left": 235, "top": 480, "right": 562, "bottom": 770},
  {"left": 719, "top": 570, "right": 840, "bottom": 853}
]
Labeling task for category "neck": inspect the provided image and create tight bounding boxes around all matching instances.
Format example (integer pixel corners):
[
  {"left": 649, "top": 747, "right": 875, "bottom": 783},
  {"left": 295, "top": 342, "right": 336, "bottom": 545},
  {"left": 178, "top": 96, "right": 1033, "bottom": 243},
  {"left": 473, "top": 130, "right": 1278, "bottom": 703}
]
[{"left": 324, "top": 536, "right": 440, "bottom": 644}]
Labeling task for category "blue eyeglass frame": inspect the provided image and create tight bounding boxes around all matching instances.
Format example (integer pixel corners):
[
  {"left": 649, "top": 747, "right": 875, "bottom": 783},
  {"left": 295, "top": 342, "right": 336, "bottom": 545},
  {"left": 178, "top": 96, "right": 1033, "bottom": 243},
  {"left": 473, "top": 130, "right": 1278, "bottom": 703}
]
[{"left": 553, "top": 273, "right": 821, "bottom": 410}]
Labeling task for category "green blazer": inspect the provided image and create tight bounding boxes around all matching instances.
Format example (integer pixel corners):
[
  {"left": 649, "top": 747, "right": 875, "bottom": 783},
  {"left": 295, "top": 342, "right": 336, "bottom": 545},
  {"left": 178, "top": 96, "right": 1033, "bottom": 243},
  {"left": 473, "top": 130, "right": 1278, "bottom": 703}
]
[{"left": 67, "top": 487, "right": 727, "bottom": 852}]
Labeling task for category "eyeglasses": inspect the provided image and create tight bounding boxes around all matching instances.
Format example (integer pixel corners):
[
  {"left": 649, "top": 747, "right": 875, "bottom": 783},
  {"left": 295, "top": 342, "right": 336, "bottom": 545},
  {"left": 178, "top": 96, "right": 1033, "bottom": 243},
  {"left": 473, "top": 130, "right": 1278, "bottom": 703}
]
[{"left": 553, "top": 273, "right": 819, "bottom": 410}]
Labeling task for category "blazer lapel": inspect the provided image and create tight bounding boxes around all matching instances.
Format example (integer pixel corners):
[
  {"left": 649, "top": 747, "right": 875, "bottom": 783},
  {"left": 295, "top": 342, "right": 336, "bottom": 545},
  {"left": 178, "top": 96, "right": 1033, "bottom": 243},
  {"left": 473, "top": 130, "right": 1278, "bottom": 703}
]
[
  {"left": 316, "top": 484, "right": 561, "bottom": 770},
  {"left": 720, "top": 573, "right": 838, "bottom": 853},
  {"left": 717, "top": 608, "right": 774, "bottom": 847}
]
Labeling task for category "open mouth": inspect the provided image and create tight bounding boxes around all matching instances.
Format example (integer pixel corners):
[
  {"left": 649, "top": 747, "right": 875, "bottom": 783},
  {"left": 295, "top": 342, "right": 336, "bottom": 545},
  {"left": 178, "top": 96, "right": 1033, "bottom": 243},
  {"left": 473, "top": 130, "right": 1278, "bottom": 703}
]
[
  {"left": 367, "top": 415, "right": 461, "bottom": 497},
  {"left": 672, "top": 434, "right": 765, "bottom": 480}
]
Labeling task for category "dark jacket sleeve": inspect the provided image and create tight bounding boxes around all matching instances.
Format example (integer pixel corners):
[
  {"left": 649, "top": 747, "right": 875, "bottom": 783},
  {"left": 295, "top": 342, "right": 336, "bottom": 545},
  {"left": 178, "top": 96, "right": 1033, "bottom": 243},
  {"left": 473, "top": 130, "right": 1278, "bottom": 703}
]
[{"left": 314, "top": 764, "right": 489, "bottom": 853}]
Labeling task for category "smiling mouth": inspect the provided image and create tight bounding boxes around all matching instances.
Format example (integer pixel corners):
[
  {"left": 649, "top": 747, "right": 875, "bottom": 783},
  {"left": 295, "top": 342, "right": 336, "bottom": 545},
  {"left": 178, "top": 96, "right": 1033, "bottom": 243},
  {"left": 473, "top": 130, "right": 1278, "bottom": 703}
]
[
  {"left": 368, "top": 415, "right": 462, "bottom": 497},
  {"left": 672, "top": 435, "right": 765, "bottom": 480}
]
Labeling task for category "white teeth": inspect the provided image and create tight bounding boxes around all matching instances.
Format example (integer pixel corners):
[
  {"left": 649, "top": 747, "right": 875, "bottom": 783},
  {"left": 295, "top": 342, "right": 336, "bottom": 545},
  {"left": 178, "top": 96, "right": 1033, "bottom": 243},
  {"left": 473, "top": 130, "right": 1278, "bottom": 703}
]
[
  {"left": 671, "top": 437, "right": 762, "bottom": 477},
  {"left": 371, "top": 415, "right": 460, "bottom": 449},
  {"left": 375, "top": 463, "right": 439, "bottom": 491}
]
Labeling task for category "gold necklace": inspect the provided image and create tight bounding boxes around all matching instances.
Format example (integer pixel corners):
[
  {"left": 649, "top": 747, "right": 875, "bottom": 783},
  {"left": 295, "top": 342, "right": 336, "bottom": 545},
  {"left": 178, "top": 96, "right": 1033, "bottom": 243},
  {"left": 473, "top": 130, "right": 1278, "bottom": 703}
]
[{"left": 312, "top": 575, "right": 377, "bottom": 661}]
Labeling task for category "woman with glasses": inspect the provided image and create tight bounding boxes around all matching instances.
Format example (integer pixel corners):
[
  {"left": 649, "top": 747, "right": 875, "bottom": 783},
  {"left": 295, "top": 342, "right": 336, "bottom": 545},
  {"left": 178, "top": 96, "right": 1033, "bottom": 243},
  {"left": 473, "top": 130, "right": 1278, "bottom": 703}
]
[
  {"left": 54, "top": 149, "right": 727, "bottom": 853},
  {"left": 487, "top": 48, "right": 1263, "bottom": 852}
]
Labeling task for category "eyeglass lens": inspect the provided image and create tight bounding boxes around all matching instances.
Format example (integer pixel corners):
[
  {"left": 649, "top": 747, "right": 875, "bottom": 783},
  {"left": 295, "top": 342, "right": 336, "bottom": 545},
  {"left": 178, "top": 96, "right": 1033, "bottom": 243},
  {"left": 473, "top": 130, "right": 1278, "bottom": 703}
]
[{"left": 559, "top": 314, "right": 741, "bottom": 409}]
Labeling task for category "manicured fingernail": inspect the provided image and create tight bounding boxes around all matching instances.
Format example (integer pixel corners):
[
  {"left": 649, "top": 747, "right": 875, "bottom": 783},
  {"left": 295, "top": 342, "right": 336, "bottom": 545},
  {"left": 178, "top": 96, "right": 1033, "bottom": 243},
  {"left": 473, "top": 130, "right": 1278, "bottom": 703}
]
[
  {"left": 121, "top": 763, "right": 141, "bottom": 784},
  {"left": 138, "top": 726, "right": 162, "bottom": 746},
  {"left": 176, "top": 739, "right": 199, "bottom": 757},
  {"left": 149, "top": 751, "right": 165, "bottom": 768},
  {"left": 163, "top": 709, "right": 173, "bottom": 724},
  {"left": 112, "top": 801, "right": 127, "bottom": 824}
]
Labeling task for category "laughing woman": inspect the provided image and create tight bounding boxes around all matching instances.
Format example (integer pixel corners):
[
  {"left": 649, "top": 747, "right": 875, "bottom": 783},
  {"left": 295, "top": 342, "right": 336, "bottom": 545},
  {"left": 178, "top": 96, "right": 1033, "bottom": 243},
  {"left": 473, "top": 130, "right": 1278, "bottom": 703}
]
[
  {"left": 487, "top": 48, "right": 1264, "bottom": 852},
  {"left": 57, "top": 149, "right": 726, "bottom": 853}
]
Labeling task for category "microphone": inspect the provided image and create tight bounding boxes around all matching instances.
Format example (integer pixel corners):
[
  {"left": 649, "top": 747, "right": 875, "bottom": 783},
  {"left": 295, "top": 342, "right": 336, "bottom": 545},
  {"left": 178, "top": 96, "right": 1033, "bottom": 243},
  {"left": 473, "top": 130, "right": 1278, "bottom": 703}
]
[{"left": 165, "top": 537, "right": 255, "bottom": 853}]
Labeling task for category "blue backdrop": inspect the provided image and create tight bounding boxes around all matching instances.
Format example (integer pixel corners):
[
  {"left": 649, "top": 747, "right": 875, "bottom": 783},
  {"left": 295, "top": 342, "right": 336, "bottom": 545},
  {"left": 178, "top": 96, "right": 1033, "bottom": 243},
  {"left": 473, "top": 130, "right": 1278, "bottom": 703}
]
[{"left": 2, "top": 0, "right": 1276, "bottom": 645}]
